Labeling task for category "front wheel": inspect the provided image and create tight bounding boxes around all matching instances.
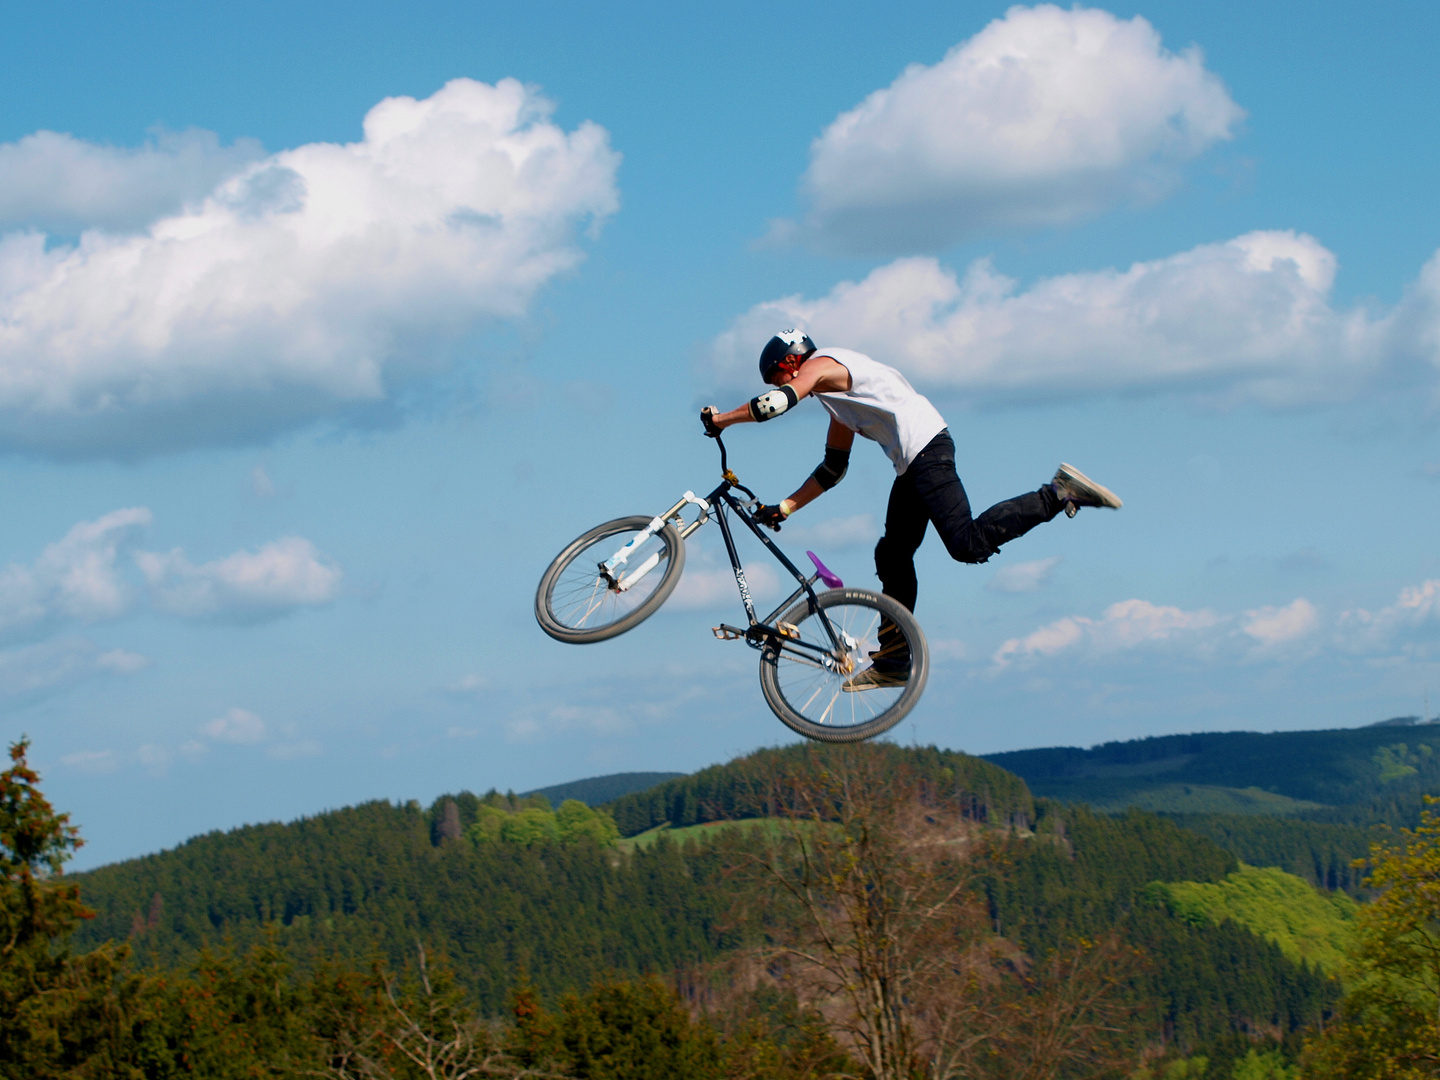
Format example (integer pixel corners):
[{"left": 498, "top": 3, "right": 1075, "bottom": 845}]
[
  {"left": 536, "top": 516, "right": 685, "bottom": 644},
  {"left": 759, "top": 589, "right": 928, "bottom": 743}
]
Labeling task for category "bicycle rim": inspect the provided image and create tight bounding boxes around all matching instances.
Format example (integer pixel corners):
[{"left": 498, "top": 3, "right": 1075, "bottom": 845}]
[
  {"left": 537, "top": 517, "right": 684, "bottom": 643},
  {"left": 759, "top": 589, "right": 928, "bottom": 743}
]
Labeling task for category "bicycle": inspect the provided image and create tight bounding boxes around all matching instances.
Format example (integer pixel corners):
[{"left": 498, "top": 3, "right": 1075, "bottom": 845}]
[{"left": 534, "top": 434, "right": 929, "bottom": 743}]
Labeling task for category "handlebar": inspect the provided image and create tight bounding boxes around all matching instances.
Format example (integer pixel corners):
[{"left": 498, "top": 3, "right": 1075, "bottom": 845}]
[{"left": 710, "top": 432, "right": 758, "bottom": 501}]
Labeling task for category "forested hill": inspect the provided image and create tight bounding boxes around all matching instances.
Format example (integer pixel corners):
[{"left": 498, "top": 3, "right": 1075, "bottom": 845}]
[
  {"left": 68, "top": 741, "right": 1338, "bottom": 1064},
  {"left": 604, "top": 742, "right": 1034, "bottom": 835},
  {"left": 69, "top": 744, "right": 1028, "bottom": 1008},
  {"left": 522, "top": 770, "right": 683, "bottom": 807},
  {"left": 983, "top": 718, "right": 1440, "bottom": 818}
]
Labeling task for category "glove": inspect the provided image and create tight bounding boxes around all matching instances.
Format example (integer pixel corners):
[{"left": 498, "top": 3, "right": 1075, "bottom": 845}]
[
  {"left": 754, "top": 503, "right": 789, "bottom": 531},
  {"left": 700, "top": 407, "right": 721, "bottom": 438}
]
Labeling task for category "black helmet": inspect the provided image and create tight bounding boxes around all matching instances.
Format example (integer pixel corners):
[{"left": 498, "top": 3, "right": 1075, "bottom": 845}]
[{"left": 758, "top": 329, "right": 816, "bottom": 382}]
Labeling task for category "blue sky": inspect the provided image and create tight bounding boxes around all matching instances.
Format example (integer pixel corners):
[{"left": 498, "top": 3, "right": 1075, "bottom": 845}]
[{"left": 4, "top": 0, "right": 1439, "bottom": 869}]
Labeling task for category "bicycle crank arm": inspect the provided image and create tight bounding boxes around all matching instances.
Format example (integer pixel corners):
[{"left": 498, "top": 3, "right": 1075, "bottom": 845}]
[{"left": 710, "top": 621, "right": 844, "bottom": 663}]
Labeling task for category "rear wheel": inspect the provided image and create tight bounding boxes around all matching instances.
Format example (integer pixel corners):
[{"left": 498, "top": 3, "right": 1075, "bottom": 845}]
[
  {"left": 758, "top": 588, "right": 928, "bottom": 743},
  {"left": 535, "top": 516, "right": 685, "bottom": 643}
]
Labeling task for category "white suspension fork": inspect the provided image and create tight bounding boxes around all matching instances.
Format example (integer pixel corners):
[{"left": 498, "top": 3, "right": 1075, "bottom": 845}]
[{"left": 604, "top": 492, "right": 710, "bottom": 592}]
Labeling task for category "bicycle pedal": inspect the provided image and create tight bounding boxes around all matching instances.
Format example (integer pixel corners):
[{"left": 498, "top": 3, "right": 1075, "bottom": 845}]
[
  {"left": 712, "top": 625, "right": 744, "bottom": 641},
  {"left": 777, "top": 621, "right": 801, "bottom": 640}
]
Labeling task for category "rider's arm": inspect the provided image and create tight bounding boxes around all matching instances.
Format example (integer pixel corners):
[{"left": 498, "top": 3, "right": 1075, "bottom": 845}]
[
  {"left": 778, "top": 420, "right": 855, "bottom": 516},
  {"left": 703, "top": 356, "right": 852, "bottom": 430}
]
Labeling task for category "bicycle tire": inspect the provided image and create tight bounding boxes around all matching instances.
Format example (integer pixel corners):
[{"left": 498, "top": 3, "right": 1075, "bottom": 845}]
[
  {"left": 536, "top": 516, "right": 686, "bottom": 644},
  {"left": 759, "top": 588, "right": 928, "bottom": 743}
]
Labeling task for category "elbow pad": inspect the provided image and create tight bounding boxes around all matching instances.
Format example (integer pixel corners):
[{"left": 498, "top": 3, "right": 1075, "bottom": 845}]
[
  {"left": 748, "top": 385, "right": 798, "bottom": 422},
  {"left": 811, "top": 446, "right": 850, "bottom": 490}
]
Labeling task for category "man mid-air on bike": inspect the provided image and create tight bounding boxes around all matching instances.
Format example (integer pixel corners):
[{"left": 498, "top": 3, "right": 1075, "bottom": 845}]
[{"left": 701, "top": 330, "right": 1122, "bottom": 690}]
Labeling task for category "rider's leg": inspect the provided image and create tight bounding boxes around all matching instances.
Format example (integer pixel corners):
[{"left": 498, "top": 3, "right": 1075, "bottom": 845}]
[
  {"left": 870, "top": 475, "right": 929, "bottom": 674},
  {"left": 873, "top": 473, "right": 928, "bottom": 614},
  {"left": 907, "top": 431, "right": 1062, "bottom": 563}
]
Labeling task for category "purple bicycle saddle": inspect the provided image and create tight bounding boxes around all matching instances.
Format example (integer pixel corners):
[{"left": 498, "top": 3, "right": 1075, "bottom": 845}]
[{"left": 806, "top": 551, "right": 844, "bottom": 589}]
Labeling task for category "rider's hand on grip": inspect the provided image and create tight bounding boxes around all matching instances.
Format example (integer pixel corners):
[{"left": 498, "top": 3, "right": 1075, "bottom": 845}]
[
  {"left": 755, "top": 503, "right": 787, "bottom": 531},
  {"left": 700, "top": 407, "right": 721, "bottom": 438}
]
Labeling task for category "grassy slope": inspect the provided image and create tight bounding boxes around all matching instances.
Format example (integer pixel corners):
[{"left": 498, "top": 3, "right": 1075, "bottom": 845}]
[
  {"left": 617, "top": 818, "right": 796, "bottom": 851},
  {"left": 1167, "top": 814, "right": 1382, "bottom": 896},
  {"left": 1147, "top": 865, "right": 1359, "bottom": 975}
]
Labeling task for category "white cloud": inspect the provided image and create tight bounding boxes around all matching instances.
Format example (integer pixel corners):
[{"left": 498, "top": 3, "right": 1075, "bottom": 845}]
[
  {"left": 993, "top": 598, "right": 1221, "bottom": 667},
  {"left": 1338, "top": 579, "right": 1440, "bottom": 654},
  {"left": 0, "top": 78, "right": 619, "bottom": 457},
  {"left": 202, "top": 707, "right": 266, "bottom": 744},
  {"left": 137, "top": 536, "right": 341, "bottom": 620},
  {"left": 991, "top": 577, "right": 1440, "bottom": 673},
  {"left": 0, "top": 637, "right": 147, "bottom": 699},
  {"left": 800, "top": 5, "right": 1242, "bottom": 253},
  {"left": 0, "top": 128, "right": 264, "bottom": 235},
  {"left": 1241, "top": 597, "right": 1319, "bottom": 646},
  {"left": 0, "top": 508, "right": 150, "bottom": 639},
  {"left": 706, "top": 229, "right": 1430, "bottom": 408},
  {"left": 0, "top": 508, "right": 339, "bottom": 642},
  {"left": 987, "top": 556, "right": 1060, "bottom": 594},
  {"left": 668, "top": 558, "right": 783, "bottom": 611}
]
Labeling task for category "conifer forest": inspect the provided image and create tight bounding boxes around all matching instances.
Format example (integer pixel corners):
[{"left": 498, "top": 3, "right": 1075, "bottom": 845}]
[{"left": 6, "top": 722, "right": 1440, "bottom": 1078}]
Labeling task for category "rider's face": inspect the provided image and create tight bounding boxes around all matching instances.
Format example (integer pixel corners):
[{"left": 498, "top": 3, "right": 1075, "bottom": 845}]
[{"left": 770, "top": 356, "right": 803, "bottom": 385}]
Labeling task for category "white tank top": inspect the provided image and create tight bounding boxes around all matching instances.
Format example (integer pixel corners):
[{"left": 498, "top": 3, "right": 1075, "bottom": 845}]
[{"left": 812, "top": 348, "right": 948, "bottom": 475}]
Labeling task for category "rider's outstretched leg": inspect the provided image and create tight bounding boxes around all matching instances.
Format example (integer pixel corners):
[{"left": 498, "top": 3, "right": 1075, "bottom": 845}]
[{"left": 903, "top": 431, "right": 1063, "bottom": 566}]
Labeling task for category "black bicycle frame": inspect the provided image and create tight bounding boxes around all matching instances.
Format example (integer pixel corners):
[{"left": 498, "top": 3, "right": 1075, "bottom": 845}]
[{"left": 705, "top": 436, "right": 845, "bottom": 661}]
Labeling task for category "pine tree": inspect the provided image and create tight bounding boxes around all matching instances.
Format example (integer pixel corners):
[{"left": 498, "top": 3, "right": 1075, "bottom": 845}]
[{"left": 0, "top": 738, "right": 127, "bottom": 1078}]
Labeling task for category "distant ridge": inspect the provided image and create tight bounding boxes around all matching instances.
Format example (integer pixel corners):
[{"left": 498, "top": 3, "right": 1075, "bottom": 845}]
[
  {"left": 982, "top": 721, "right": 1440, "bottom": 816},
  {"left": 523, "top": 771, "right": 684, "bottom": 808}
]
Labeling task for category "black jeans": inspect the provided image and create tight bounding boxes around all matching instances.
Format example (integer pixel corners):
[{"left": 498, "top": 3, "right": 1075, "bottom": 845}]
[{"left": 874, "top": 429, "right": 1061, "bottom": 616}]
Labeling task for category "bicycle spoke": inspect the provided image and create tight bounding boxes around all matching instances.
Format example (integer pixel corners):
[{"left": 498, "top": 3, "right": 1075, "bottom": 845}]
[
  {"left": 543, "top": 524, "right": 675, "bottom": 635},
  {"left": 764, "top": 597, "right": 916, "bottom": 733}
]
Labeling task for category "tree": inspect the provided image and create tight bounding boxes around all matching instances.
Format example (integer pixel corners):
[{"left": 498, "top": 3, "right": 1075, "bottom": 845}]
[
  {"left": 437, "top": 801, "right": 464, "bottom": 843},
  {"left": 727, "top": 745, "right": 1138, "bottom": 1080},
  {"left": 1302, "top": 797, "right": 1440, "bottom": 1077},
  {"left": 0, "top": 737, "right": 128, "bottom": 1078},
  {"left": 323, "top": 943, "right": 546, "bottom": 1080}
]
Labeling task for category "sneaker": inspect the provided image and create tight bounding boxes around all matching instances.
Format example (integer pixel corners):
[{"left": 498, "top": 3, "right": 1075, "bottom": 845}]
[
  {"left": 842, "top": 665, "right": 909, "bottom": 692},
  {"left": 1052, "top": 463, "right": 1123, "bottom": 518}
]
